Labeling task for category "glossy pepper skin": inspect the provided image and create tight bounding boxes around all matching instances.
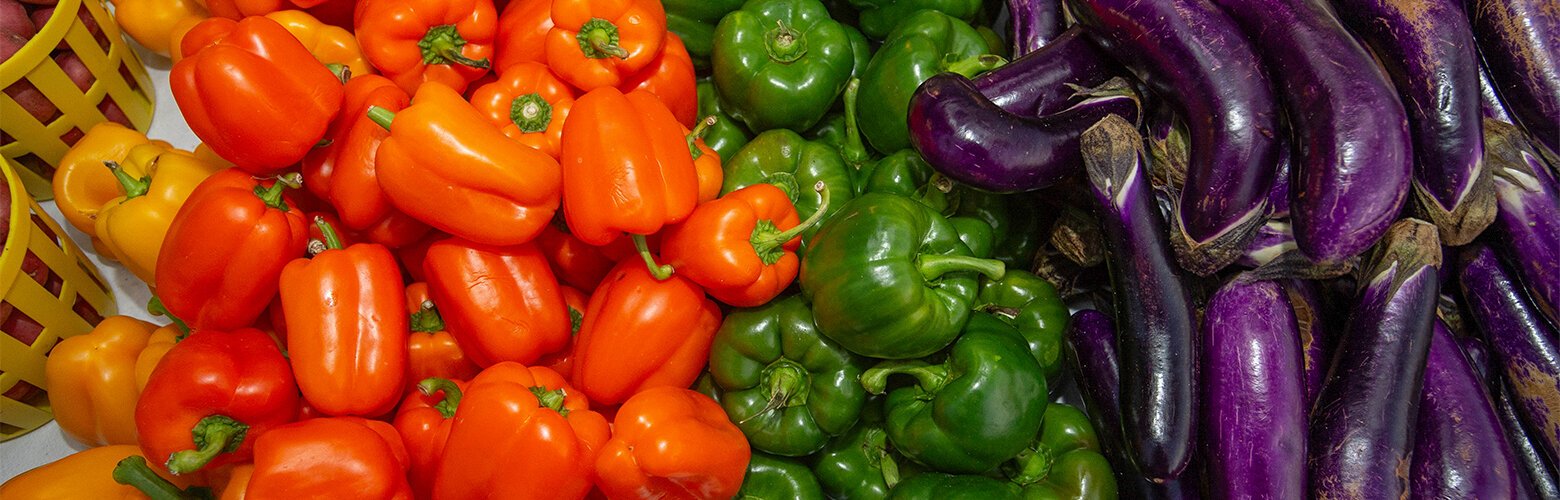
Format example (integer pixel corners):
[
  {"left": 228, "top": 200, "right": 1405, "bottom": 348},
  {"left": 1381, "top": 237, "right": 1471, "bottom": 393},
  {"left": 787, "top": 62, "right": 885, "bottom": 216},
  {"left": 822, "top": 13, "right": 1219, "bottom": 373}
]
[
  {"left": 246, "top": 417, "right": 413, "bottom": 499},
  {"left": 52, "top": 123, "right": 173, "bottom": 240},
  {"left": 265, "top": 10, "right": 374, "bottom": 77},
  {"left": 135, "top": 328, "right": 300, "bottom": 475},
  {"left": 661, "top": 183, "right": 826, "bottom": 307},
  {"left": 301, "top": 75, "right": 428, "bottom": 248},
  {"left": 623, "top": 33, "right": 698, "bottom": 127},
  {"left": 201, "top": 0, "right": 285, "bottom": 19},
  {"left": 721, "top": 129, "right": 857, "bottom": 243},
  {"left": 115, "top": 0, "right": 210, "bottom": 56},
  {"left": 155, "top": 170, "right": 310, "bottom": 331},
  {"left": 889, "top": 473, "right": 1021, "bottom": 499},
  {"left": 469, "top": 61, "right": 578, "bottom": 158},
  {"left": 858, "top": 10, "right": 1002, "bottom": 154},
  {"left": 422, "top": 237, "right": 572, "bottom": 367},
  {"left": 45, "top": 316, "right": 164, "bottom": 446},
  {"left": 492, "top": 0, "right": 553, "bottom": 71},
  {"left": 738, "top": 453, "right": 827, "bottom": 499},
  {"left": 538, "top": 285, "right": 590, "bottom": 378},
  {"left": 813, "top": 415, "right": 918, "bottom": 499},
  {"left": 856, "top": 149, "right": 949, "bottom": 211},
  {"left": 687, "top": 116, "right": 727, "bottom": 203},
  {"left": 696, "top": 79, "right": 751, "bottom": 161},
  {"left": 800, "top": 193, "right": 1005, "bottom": 359},
  {"left": 355, "top": 0, "right": 496, "bottom": 94},
  {"left": 849, "top": 0, "right": 982, "bottom": 40},
  {"left": 862, "top": 313, "right": 1047, "bottom": 473},
  {"left": 173, "top": 16, "right": 344, "bottom": 175},
  {"left": 393, "top": 377, "right": 466, "bottom": 499},
  {"left": 0, "top": 446, "right": 202, "bottom": 499},
  {"left": 712, "top": 0, "right": 855, "bottom": 132},
  {"left": 1002, "top": 404, "right": 1117, "bottom": 499},
  {"left": 560, "top": 88, "right": 699, "bottom": 247},
  {"left": 975, "top": 270, "right": 1070, "bottom": 381},
  {"left": 571, "top": 258, "right": 723, "bottom": 405},
  {"left": 404, "top": 283, "right": 481, "bottom": 386},
  {"left": 95, "top": 142, "right": 227, "bottom": 284},
  {"left": 595, "top": 387, "right": 752, "bottom": 500},
  {"left": 436, "top": 363, "right": 610, "bottom": 500},
  {"left": 663, "top": 0, "right": 744, "bottom": 71},
  {"left": 535, "top": 223, "right": 623, "bottom": 291},
  {"left": 375, "top": 83, "right": 563, "bottom": 246},
  {"left": 544, "top": 0, "right": 667, "bottom": 91}
]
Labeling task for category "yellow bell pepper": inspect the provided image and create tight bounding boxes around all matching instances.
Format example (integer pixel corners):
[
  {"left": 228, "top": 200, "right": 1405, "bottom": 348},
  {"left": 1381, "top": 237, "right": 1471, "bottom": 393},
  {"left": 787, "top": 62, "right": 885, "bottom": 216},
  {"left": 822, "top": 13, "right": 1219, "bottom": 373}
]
[
  {"left": 94, "top": 143, "right": 228, "bottom": 284},
  {"left": 53, "top": 123, "right": 166, "bottom": 242},
  {"left": 112, "top": 0, "right": 211, "bottom": 57},
  {"left": 263, "top": 10, "right": 375, "bottom": 77},
  {"left": 0, "top": 445, "right": 201, "bottom": 499},
  {"left": 44, "top": 317, "right": 183, "bottom": 447}
]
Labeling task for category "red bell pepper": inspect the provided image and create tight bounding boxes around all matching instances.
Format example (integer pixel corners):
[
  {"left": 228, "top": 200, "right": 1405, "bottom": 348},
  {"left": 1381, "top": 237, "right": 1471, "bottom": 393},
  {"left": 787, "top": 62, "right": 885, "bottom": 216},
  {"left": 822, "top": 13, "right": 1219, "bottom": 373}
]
[
  {"left": 393, "top": 377, "right": 467, "bottom": 499},
  {"left": 355, "top": 0, "right": 497, "bottom": 94},
  {"left": 661, "top": 183, "right": 828, "bottom": 307},
  {"left": 405, "top": 283, "right": 481, "bottom": 386},
  {"left": 535, "top": 222, "right": 624, "bottom": 291},
  {"left": 537, "top": 285, "right": 589, "bottom": 379},
  {"left": 688, "top": 117, "right": 724, "bottom": 204},
  {"left": 246, "top": 417, "right": 413, "bottom": 499},
  {"left": 622, "top": 33, "right": 696, "bottom": 128},
  {"left": 595, "top": 387, "right": 751, "bottom": 500},
  {"left": 422, "top": 237, "right": 572, "bottom": 367}
]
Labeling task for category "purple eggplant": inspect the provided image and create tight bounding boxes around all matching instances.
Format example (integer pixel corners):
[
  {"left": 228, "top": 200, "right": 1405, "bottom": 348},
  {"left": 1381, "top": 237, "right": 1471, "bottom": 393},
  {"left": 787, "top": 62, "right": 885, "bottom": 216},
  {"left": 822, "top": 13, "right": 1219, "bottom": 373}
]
[
  {"left": 1267, "top": 143, "right": 1294, "bottom": 219},
  {"left": 1483, "top": 119, "right": 1560, "bottom": 327},
  {"left": 909, "top": 75, "right": 1140, "bottom": 193},
  {"left": 1200, "top": 276, "right": 1306, "bottom": 499},
  {"left": 1494, "top": 376, "right": 1560, "bottom": 500},
  {"left": 1081, "top": 115, "right": 1195, "bottom": 481},
  {"left": 1480, "top": 65, "right": 1516, "bottom": 123},
  {"left": 1468, "top": 0, "right": 1560, "bottom": 153},
  {"left": 1068, "top": 0, "right": 1279, "bottom": 276},
  {"left": 1309, "top": 219, "right": 1441, "bottom": 499},
  {"left": 974, "top": 27, "right": 1120, "bottom": 118},
  {"left": 1281, "top": 278, "right": 1330, "bottom": 408},
  {"left": 1236, "top": 220, "right": 1353, "bottom": 279},
  {"left": 1459, "top": 244, "right": 1560, "bottom": 471},
  {"left": 1007, "top": 0, "right": 1065, "bottom": 56},
  {"left": 1411, "top": 319, "right": 1524, "bottom": 499}
]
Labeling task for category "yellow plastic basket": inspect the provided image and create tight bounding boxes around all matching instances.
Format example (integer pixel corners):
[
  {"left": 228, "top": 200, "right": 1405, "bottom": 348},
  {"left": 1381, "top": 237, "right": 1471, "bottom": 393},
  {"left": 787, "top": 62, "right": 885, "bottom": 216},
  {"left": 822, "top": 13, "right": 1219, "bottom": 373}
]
[
  {"left": 0, "top": 158, "right": 115, "bottom": 441},
  {"left": 0, "top": 0, "right": 154, "bottom": 201}
]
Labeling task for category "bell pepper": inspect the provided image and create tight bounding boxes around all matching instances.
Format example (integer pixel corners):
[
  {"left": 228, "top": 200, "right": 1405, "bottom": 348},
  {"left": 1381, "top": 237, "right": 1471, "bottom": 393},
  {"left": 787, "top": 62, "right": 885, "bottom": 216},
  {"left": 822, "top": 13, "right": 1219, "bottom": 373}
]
[
  {"left": 52, "top": 123, "right": 173, "bottom": 240},
  {"left": 95, "top": 144, "right": 227, "bottom": 285},
  {"left": 861, "top": 313, "right": 1047, "bottom": 473},
  {"left": 661, "top": 184, "right": 827, "bottom": 307},
  {"left": 806, "top": 79, "right": 874, "bottom": 174},
  {"left": 535, "top": 222, "right": 623, "bottom": 291},
  {"left": 436, "top": 363, "right": 611, "bottom": 500},
  {"left": 889, "top": 473, "right": 1021, "bottom": 499},
  {"left": 571, "top": 258, "right": 723, "bottom": 405},
  {"left": 469, "top": 62, "right": 578, "bottom": 158},
  {"left": 114, "top": 0, "right": 211, "bottom": 56},
  {"left": 799, "top": 193, "right": 1004, "bottom": 359},
  {"left": 422, "top": 237, "right": 572, "bottom": 366},
  {"left": 155, "top": 170, "right": 310, "bottom": 331},
  {"left": 246, "top": 417, "right": 413, "bottom": 499},
  {"left": 537, "top": 285, "right": 589, "bottom": 378},
  {"left": 135, "top": 320, "right": 185, "bottom": 392},
  {"left": 200, "top": 0, "right": 285, "bottom": 19},
  {"left": 45, "top": 316, "right": 162, "bottom": 446},
  {"left": 686, "top": 117, "right": 725, "bottom": 204},
  {"left": 707, "top": 295, "right": 866, "bottom": 456},
  {"left": 173, "top": 16, "right": 345, "bottom": 175},
  {"left": 261, "top": 10, "right": 373, "bottom": 77},
  {"left": 722, "top": 129, "right": 857, "bottom": 246},
  {"left": 0, "top": 446, "right": 203, "bottom": 499},
  {"left": 354, "top": 0, "right": 496, "bottom": 94},
  {"left": 394, "top": 377, "right": 467, "bottom": 499},
  {"left": 396, "top": 231, "right": 443, "bottom": 282},
  {"left": 544, "top": 0, "right": 666, "bottom": 91},
  {"left": 663, "top": 0, "right": 744, "bottom": 71},
  {"left": 848, "top": 0, "right": 982, "bottom": 40},
  {"left": 948, "top": 216, "right": 994, "bottom": 258},
  {"left": 278, "top": 218, "right": 409, "bottom": 417},
  {"left": 492, "top": 0, "right": 553, "bottom": 71},
  {"left": 622, "top": 33, "right": 697, "bottom": 127},
  {"left": 738, "top": 453, "right": 827, "bottom": 499},
  {"left": 373, "top": 84, "right": 562, "bottom": 246},
  {"left": 856, "top": 150, "right": 950, "bottom": 212},
  {"left": 957, "top": 190, "right": 1046, "bottom": 270},
  {"left": 712, "top": 0, "right": 855, "bottom": 133},
  {"left": 696, "top": 79, "right": 750, "bottom": 161},
  {"left": 813, "top": 416, "right": 921, "bottom": 499},
  {"left": 857, "top": 10, "right": 1002, "bottom": 154},
  {"left": 1001, "top": 404, "right": 1117, "bottom": 499},
  {"left": 405, "top": 283, "right": 481, "bottom": 386},
  {"left": 595, "top": 387, "right": 752, "bottom": 499},
  {"left": 135, "top": 328, "right": 300, "bottom": 475},
  {"left": 975, "top": 270, "right": 1069, "bottom": 382}
]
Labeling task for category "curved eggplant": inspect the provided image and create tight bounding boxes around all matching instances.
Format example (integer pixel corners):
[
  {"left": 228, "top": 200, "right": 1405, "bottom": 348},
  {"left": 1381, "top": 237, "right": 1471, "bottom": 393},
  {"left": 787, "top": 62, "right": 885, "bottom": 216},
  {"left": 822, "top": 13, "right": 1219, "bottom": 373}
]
[
  {"left": 1235, "top": 220, "right": 1353, "bottom": 279},
  {"left": 1068, "top": 0, "right": 1279, "bottom": 276},
  {"left": 1200, "top": 276, "right": 1306, "bottom": 499},
  {"left": 1080, "top": 115, "right": 1195, "bottom": 481},
  {"left": 1309, "top": 219, "right": 1441, "bottom": 499},
  {"left": 1007, "top": 0, "right": 1065, "bottom": 56},
  {"left": 1494, "top": 376, "right": 1560, "bottom": 500},
  {"left": 974, "top": 27, "right": 1120, "bottom": 118},
  {"left": 1411, "top": 319, "right": 1524, "bottom": 499},
  {"left": 1483, "top": 120, "right": 1560, "bottom": 328},
  {"left": 1479, "top": 66, "right": 1516, "bottom": 123},
  {"left": 1468, "top": 0, "right": 1560, "bottom": 153},
  {"left": 1281, "top": 278, "right": 1329, "bottom": 408}
]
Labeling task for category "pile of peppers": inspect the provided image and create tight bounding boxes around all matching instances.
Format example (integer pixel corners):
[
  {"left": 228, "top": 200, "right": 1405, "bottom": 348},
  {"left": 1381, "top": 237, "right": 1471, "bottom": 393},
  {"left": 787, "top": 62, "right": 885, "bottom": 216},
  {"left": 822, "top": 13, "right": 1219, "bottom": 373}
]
[{"left": 9, "top": 0, "right": 1113, "bottom": 499}]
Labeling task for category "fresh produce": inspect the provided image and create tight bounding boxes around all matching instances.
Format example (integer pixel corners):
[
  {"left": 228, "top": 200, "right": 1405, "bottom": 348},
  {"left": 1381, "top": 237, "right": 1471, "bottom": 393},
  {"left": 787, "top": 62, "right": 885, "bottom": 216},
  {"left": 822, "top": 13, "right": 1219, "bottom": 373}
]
[
  {"left": 545, "top": 0, "right": 666, "bottom": 91},
  {"left": 265, "top": 9, "right": 373, "bottom": 77},
  {"left": 1283, "top": 279, "right": 1330, "bottom": 407},
  {"left": 113, "top": 0, "right": 208, "bottom": 56},
  {"left": 403, "top": 284, "right": 481, "bottom": 386},
  {"left": 971, "top": 27, "right": 1117, "bottom": 120},
  {"left": 697, "top": 79, "right": 751, "bottom": 160},
  {"left": 1411, "top": 319, "right": 1524, "bottom": 498},
  {"left": 812, "top": 416, "right": 912, "bottom": 499},
  {"left": 1003, "top": 404, "right": 1116, "bottom": 499},
  {"left": 712, "top": 0, "right": 855, "bottom": 133},
  {"left": 245, "top": 417, "right": 413, "bottom": 498},
  {"left": 662, "top": 184, "right": 824, "bottom": 307},
  {"left": 623, "top": 33, "right": 699, "bottom": 127},
  {"left": 93, "top": 143, "right": 227, "bottom": 284},
  {"left": 974, "top": 269, "right": 1068, "bottom": 381},
  {"left": 1493, "top": 375, "right": 1560, "bottom": 500},
  {"left": 534, "top": 223, "right": 624, "bottom": 291},
  {"left": 721, "top": 128, "right": 856, "bottom": 245},
  {"left": 888, "top": 473, "right": 1020, "bottom": 499},
  {"left": 421, "top": 238, "right": 570, "bottom": 367},
  {"left": 854, "top": 148, "right": 947, "bottom": 210},
  {"left": 1483, "top": 119, "right": 1560, "bottom": 327},
  {"left": 201, "top": 0, "right": 285, "bottom": 19},
  {"left": 738, "top": 453, "right": 827, "bottom": 499},
  {"left": 1468, "top": 0, "right": 1560, "bottom": 152},
  {"left": 570, "top": 258, "right": 722, "bottom": 405},
  {"left": 44, "top": 316, "right": 168, "bottom": 447},
  {"left": 1006, "top": 0, "right": 1063, "bottom": 56},
  {"left": 490, "top": 0, "right": 551, "bottom": 70},
  {"left": 354, "top": 0, "right": 495, "bottom": 94},
  {"left": 0, "top": 446, "right": 200, "bottom": 498},
  {"left": 849, "top": 0, "right": 981, "bottom": 40},
  {"left": 857, "top": 9, "right": 1001, "bottom": 154},
  {"left": 51, "top": 123, "right": 168, "bottom": 240},
  {"left": 393, "top": 377, "right": 465, "bottom": 499},
  {"left": 663, "top": 0, "right": 744, "bottom": 70},
  {"left": 594, "top": 387, "right": 752, "bottom": 500}
]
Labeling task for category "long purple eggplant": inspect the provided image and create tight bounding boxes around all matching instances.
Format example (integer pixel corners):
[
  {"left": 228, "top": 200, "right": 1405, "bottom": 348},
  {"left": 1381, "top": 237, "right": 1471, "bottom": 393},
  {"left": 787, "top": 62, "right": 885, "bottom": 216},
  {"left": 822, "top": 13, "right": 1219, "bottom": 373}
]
[
  {"left": 1494, "top": 375, "right": 1560, "bottom": 500},
  {"left": 1281, "top": 278, "right": 1330, "bottom": 408},
  {"left": 1081, "top": 115, "right": 1195, "bottom": 481},
  {"left": 1411, "top": 319, "right": 1524, "bottom": 499},
  {"left": 1333, "top": 0, "right": 1494, "bottom": 246},
  {"left": 973, "top": 27, "right": 1120, "bottom": 119},
  {"left": 1236, "top": 220, "right": 1353, "bottom": 279},
  {"left": 1007, "top": 0, "right": 1065, "bottom": 57},
  {"left": 1483, "top": 119, "right": 1560, "bottom": 327},
  {"left": 1309, "top": 219, "right": 1441, "bottom": 499},
  {"left": 1480, "top": 65, "right": 1516, "bottom": 122},
  {"left": 1468, "top": 0, "right": 1560, "bottom": 153},
  {"left": 1459, "top": 244, "right": 1560, "bottom": 472},
  {"left": 909, "top": 76, "right": 1140, "bottom": 193},
  {"left": 1067, "top": 0, "right": 1279, "bottom": 276},
  {"left": 1201, "top": 276, "right": 1306, "bottom": 499}
]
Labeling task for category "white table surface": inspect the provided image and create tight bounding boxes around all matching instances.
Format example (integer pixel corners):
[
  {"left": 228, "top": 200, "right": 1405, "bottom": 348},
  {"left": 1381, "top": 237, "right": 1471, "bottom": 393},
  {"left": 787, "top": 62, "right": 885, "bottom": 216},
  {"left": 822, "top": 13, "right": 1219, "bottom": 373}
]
[{"left": 1, "top": 43, "right": 198, "bottom": 483}]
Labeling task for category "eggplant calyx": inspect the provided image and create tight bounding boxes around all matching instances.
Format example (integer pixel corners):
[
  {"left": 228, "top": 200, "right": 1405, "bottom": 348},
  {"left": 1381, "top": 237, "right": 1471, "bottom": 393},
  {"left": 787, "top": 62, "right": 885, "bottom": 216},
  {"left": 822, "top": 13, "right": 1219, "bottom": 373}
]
[{"left": 1357, "top": 218, "right": 1441, "bottom": 300}]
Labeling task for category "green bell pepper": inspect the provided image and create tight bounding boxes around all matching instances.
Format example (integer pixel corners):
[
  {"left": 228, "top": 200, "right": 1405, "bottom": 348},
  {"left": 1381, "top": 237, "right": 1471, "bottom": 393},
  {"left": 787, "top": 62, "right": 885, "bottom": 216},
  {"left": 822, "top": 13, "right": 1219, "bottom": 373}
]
[
  {"left": 723, "top": 129, "right": 857, "bottom": 242},
  {"left": 889, "top": 473, "right": 1021, "bottom": 500},
  {"left": 713, "top": 0, "right": 858, "bottom": 133},
  {"left": 738, "top": 453, "right": 827, "bottom": 500},
  {"left": 861, "top": 313, "right": 1047, "bottom": 473},
  {"left": 692, "top": 371, "right": 723, "bottom": 403},
  {"left": 949, "top": 216, "right": 994, "bottom": 259},
  {"left": 709, "top": 295, "right": 867, "bottom": 457},
  {"left": 799, "top": 193, "right": 1005, "bottom": 359},
  {"left": 812, "top": 400, "right": 927, "bottom": 500},
  {"left": 987, "top": 194, "right": 1047, "bottom": 270},
  {"left": 845, "top": 25, "right": 873, "bottom": 81},
  {"left": 858, "top": 10, "right": 1003, "bottom": 154},
  {"left": 975, "top": 270, "right": 1069, "bottom": 381},
  {"left": 807, "top": 79, "right": 874, "bottom": 174},
  {"left": 697, "top": 79, "right": 751, "bottom": 161},
  {"left": 848, "top": 0, "right": 983, "bottom": 40},
  {"left": 665, "top": 0, "right": 746, "bottom": 72},
  {"left": 856, "top": 150, "right": 950, "bottom": 210},
  {"left": 1003, "top": 404, "right": 1118, "bottom": 500}
]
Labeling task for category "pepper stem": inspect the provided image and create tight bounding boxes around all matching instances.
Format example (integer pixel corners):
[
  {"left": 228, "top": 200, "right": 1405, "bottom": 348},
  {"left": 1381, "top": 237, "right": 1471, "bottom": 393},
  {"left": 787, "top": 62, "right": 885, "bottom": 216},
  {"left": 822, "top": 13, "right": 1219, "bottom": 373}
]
[
  {"left": 686, "top": 115, "right": 717, "bottom": 160},
  {"left": 251, "top": 173, "right": 301, "bottom": 212},
  {"left": 310, "top": 216, "right": 344, "bottom": 251},
  {"left": 632, "top": 234, "right": 674, "bottom": 280},
  {"left": 751, "top": 181, "right": 830, "bottom": 262},
  {"left": 165, "top": 415, "right": 249, "bottom": 475},
  {"left": 410, "top": 300, "right": 446, "bottom": 333},
  {"left": 944, "top": 54, "right": 1008, "bottom": 79},
  {"left": 860, "top": 360, "right": 948, "bottom": 395},
  {"left": 841, "top": 79, "right": 869, "bottom": 167},
  {"left": 918, "top": 254, "right": 1006, "bottom": 281},
  {"left": 568, "top": 306, "right": 583, "bottom": 335},
  {"left": 325, "top": 63, "right": 351, "bottom": 84},
  {"left": 419, "top": 24, "right": 491, "bottom": 69},
  {"left": 418, "top": 377, "right": 464, "bottom": 419},
  {"left": 765, "top": 20, "right": 806, "bottom": 63},
  {"left": 147, "top": 297, "right": 191, "bottom": 339},
  {"left": 508, "top": 93, "right": 554, "bottom": 133},
  {"left": 367, "top": 106, "right": 396, "bottom": 130},
  {"left": 113, "top": 456, "right": 210, "bottom": 500},
  {"left": 1005, "top": 445, "right": 1055, "bottom": 486},
  {"left": 530, "top": 386, "right": 571, "bottom": 416},
  {"left": 576, "top": 18, "right": 628, "bottom": 59},
  {"left": 104, "top": 160, "right": 151, "bottom": 198},
  {"left": 738, "top": 362, "right": 809, "bottom": 425}
]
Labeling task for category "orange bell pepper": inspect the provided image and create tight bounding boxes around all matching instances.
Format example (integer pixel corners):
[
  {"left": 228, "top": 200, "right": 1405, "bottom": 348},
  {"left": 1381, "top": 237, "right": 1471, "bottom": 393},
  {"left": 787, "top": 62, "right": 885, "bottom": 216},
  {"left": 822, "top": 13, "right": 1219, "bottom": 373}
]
[
  {"left": 264, "top": 10, "right": 374, "bottom": 77},
  {"left": 96, "top": 143, "right": 227, "bottom": 285},
  {"left": 244, "top": 417, "right": 413, "bottom": 499},
  {"left": 535, "top": 222, "right": 630, "bottom": 291},
  {"left": 545, "top": 0, "right": 666, "bottom": 91},
  {"left": 469, "top": 62, "right": 577, "bottom": 158},
  {"left": 300, "top": 74, "right": 430, "bottom": 246},
  {"left": 52, "top": 122, "right": 169, "bottom": 241},
  {"left": 436, "top": 363, "right": 610, "bottom": 500},
  {"left": 688, "top": 116, "right": 723, "bottom": 203},
  {"left": 45, "top": 316, "right": 164, "bottom": 447},
  {"left": 115, "top": 0, "right": 211, "bottom": 57},
  {"left": 537, "top": 285, "right": 588, "bottom": 378},
  {"left": 404, "top": 283, "right": 480, "bottom": 387},
  {"left": 661, "top": 183, "right": 829, "bottom": 307},
  {"left": 595, "top": 387, "right": 751, "bottom": 500},
  {"left": 492, "top": 0, "right": 552, "bottom": 71},
  {"left": 355, "top": 0, "right": 496, "bottom": 94},
  {"left": 0, "top": 446, "right": 202, "bottom": 499},
  {"left": 396, "top": 231, "right": 444, "bottom": 282},
  {"left": 570, "top": 258, "right": 722, "bottom": 406},
  {"left": 373, "top": 84, "right": 562, "bottom": 246},
  {"left": 200, "top": 0, "right": 286, "bottom": 19},
  {"left": 393, "top": 377, "right": 467, "bottom": 499},
  {"left": 622, "top": 33, "right": 696, "bottom": 127},
  {"left": 422, "top": 237, "right": 572, "bottom": 367}
]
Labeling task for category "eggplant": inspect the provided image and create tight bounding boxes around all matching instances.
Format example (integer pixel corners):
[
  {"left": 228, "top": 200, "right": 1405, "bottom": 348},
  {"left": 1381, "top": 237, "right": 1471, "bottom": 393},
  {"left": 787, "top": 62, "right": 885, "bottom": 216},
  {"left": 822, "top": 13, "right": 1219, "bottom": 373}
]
[
  {"left": 1235, "top": 220, "right": 1352, "bottom": 279},
  {"left": 1309, "top": 219, "right": 1441, "bottom": 499},
  {"left": 1468, "top": 0, "right": 1560, "bottom": 153},
  {"left": 1480, "top": 65, "right": 1516, "bottom": 123},
  {"left": 1411, "top": 319, "right": 1524, "bottom": 499},
  {"left": 1007, "top": 0, "right": 1065, "bottom": 56},
  {"left": 1080, "top": 115, "right": 1195, "bottom": 481},
  {"left": 1459, "top": 244, "right": 1560, "bottom": 471},
  {"left": 1281, "top": 278, "right": 1330, "bottom": 408},
  {"left": 1494, "top": 375, "right": 1560, "bottom": 500},
  {"left": 1200, "top": 276, "right": 1306, "bottom": 499},
  {"left": 1068, "top": 0, "right": 1279, "bottom": 276},
  {"left": 973, "top": 26, "right": 1121, "bottom": 118},
  {"left": 909, "top": 76, "right": 1140, "bottom": 193},
  {"left": 1483, "top": 119, "right": 1560, "bottom": 327}
]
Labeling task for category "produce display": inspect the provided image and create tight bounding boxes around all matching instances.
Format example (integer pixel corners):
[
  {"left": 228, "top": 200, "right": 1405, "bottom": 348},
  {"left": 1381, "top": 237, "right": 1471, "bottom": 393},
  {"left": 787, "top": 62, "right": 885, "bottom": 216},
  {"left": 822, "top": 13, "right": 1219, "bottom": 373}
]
[{"left": 3, "top": 0, "right": 1559, "bottom": 498}]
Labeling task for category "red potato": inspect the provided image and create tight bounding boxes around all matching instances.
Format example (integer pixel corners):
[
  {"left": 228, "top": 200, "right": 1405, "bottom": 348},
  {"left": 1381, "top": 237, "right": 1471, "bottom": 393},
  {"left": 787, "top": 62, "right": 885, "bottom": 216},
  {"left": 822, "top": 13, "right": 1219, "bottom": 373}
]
[
  {"left": 55, "top": 51, "right": 92, "bottom": 91},
  {"left": 28, "top": 7, "right": 52, "bottom": 33},
  {"left": 99, "top": 97, "right": 130, "bottom": 127},
  {"left": 0, "top": 0, "right": 35, "bottom": 39},
  {"left": 17, "top": 0, "right": 56, "bottom": 6}
]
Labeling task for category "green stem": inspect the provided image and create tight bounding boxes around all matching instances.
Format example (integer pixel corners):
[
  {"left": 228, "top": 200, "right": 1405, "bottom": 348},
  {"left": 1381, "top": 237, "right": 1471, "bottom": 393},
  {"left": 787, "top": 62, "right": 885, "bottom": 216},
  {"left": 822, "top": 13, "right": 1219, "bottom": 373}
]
[
  {"left": 418, "top": 377, "right": 464, "bottom": 419},
  {"left": 764, "top": 20, "right": 806, "bottom": 63},
  {"left": 568, "top": 305, "right": 583, "bottom": 335},
  {"left": 510, "top": 93, "right": 553, "bottom": 133},
  {"left": 325, "top": 63, "right": 351, "bottom": 84},
  {"left": 860, "top": 360, "right": 947, "bottom": 395},
  {"left": 165, "top": 415, "right": 248, "bottom": 475},
  {"left": 419, "top": 24, "right": 491, "bottom": 69},
  {"left": 880, "top": 453, "right": 902, "bottom": 489},
  {"left": 410, "top": 300, "right": 445, "bottom": 333},
  {"left": 576, "top": 18, "right": 628, "bottom": 59},
  {"left": 147, "top": 297, "right": 190, "bottom": 339},
  {"left": 841, "top": 79, "right": 868, "bottom": 167},
  {"left": 751, "top": 181, "right": 830, "bottom": 260},
  {"left": 104, "top": 160, "right": 150, "bottom": 198},
  {"left": 737, "top": 362, "right": 808, "bottom": 425},
  {"left": 944, "top": 54, "right": 1008, "bottom": 79},
  {"left": 918, "top": 254, "right": 1006, "bottom": 281},
  {"left": 113, "top": 456, "right": 209, "bottom": 500},
  {"left": 312, "top": 216, "right": 343, "bottom": 251},
  {"left": 367, "top": 106, "right": 396, "bottom": 131},
  {"left": 251, "top": 173, "right": 300, "bottom": 212},
  {"left": 686, "top": 115, "right": 717, "bottom": 160},
  {"left": 1005, "top": 445, "right": 1054, "bottom": 486},
  {"left": 632, "top": 234, "right": 674, "bottom": 280},
  {"left": 530, "top": 386, "right": 571, "bottom": 416}
]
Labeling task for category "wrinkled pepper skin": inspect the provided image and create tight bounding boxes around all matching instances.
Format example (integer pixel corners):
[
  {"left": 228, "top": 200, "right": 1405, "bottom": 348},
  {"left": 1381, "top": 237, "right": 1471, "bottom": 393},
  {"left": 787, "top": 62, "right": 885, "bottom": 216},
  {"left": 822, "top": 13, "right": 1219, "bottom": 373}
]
[
  {"left": 976, "top": 270, "right": 1070, "bottom": 381},
  {"left": 721, "top": 129, "right": 856, "bottom": 243},
  {"left": 1005, "top": 404, "right": 1118, "bottom": 499},
  {"left": 595, "top": 387, "right": 752, "bottom": 500},
  {"left": 469, "top": 61, "right": 578, "bottom": 158},
  {"left": 95, "top": 142, "right": 227, "bottom": 285},
  {"left": 571, "top": 258, "right": 723, "bottom": 405},
  {"left": 436, "top": 363, "right": 610, "bottom": 500},
  {"left": 738, "top": 453, "right": 827, "bottom": 499},
  {"left": 712, "top": 0, "right": 856, "bottom": 132},
  {"left": 697, "top": 79, "right": 751, "bottom": 161},
  {"left": 422, "top": 238, "right": 571, "bottom": 367},
  {"left": 545, "top": 0, "right": 667, "bottom": 91},
  {"left": 301, "top": 74, "right": 428, "bottom": 246},
  {"left": 663, "top": 0, "right": 744, "bottom": 70},
  {"left": 800, "top": 193, "right": 1005, "bottom": 359},
  {"left": 244, "top": 417, "right": 412, "bottom": 499},
  {"left": 0, "top": 446, "right": 202, "bottom": 499},
  {"left": 708, "top": 295, "right": 867, "bottom": 457},
  {"left": 560, "top": 88, "right": 699, "bottom": 246},
  {"left": 662, "top": 184, "right": 814, "bottom": 307},
  {"left": 393, "top": 377, "right": 466, "bottom": 499},
  {"left": 265, "top": 10, "right": 373, "bottom": 77},
  {"left": 355, "top": 0, "right": 496, "bottom": 94},
  {"left": 404, "top": 283, "right": 481, "bottom": 387},
  {"left": 857, "top": 10, "right": 1000, "bottom": 154},
  {"left": 45, "top": 316, "right": 163, "bottom": 446},
  {"left": 888, "top": 473, "right": 1021, "bottom": 500},
  {"left": 173, "top": 16, "right": 344, "bottom": 175},
  {"left": 848, "top": 0, "right": 982, "bottom": 40},
  {"left": 623, "top": 33, "right": 699, "bottom": 127}
]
